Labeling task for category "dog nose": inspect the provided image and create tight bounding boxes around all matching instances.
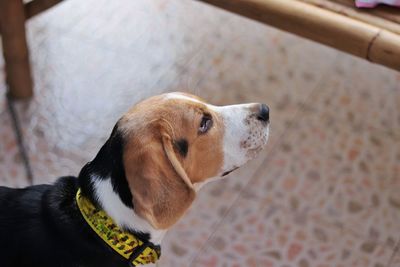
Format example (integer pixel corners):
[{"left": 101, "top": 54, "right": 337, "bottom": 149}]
[{"left": 257, "top": 104, "right": 269, "bottom": 122}]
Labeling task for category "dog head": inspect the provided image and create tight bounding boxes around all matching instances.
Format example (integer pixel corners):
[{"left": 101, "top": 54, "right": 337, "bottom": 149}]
[{"left": 81, "top": 92, "right": 269, "bottom": 230}]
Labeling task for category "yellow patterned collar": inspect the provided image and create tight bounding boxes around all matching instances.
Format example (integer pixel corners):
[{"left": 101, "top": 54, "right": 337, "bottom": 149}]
[{"left": 76, "top": 189, "right": 161, "bottom": 266}]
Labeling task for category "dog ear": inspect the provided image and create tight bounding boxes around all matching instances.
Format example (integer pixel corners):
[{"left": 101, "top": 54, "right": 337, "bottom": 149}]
[{"left": 124, "top": 131, "right": 195, "bottom": 229}]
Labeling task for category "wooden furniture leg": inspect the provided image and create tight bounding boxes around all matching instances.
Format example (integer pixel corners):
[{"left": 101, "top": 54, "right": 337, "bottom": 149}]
[{"left": 0, "top": 0, "right": 33, "bottom": 99}]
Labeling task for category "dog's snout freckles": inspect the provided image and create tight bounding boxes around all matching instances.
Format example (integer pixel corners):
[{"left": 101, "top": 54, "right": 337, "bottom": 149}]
[{"left": 238, "top": 103, "right": 270, "bottom": 158}]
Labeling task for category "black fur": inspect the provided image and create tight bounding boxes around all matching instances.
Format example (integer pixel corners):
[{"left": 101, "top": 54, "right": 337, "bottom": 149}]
[
  {"left": 174, "top": 138, "right": 188, "bottom": 157},
  {"left": 79, "top": 124, "right": 133, "bottom": 208},
  {"left": 0, "top": 124, "right": 151, "bottom": 267}
]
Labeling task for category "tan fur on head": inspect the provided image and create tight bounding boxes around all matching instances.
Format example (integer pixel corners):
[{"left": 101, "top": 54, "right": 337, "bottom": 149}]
[{"left": 121, "top": 94, "right": 224, "bottom": 229}]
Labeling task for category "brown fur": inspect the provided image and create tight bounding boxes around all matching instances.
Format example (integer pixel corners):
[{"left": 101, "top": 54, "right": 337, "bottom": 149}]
[{"left": 121, "top": 93, "right": 224, "bottom": 229}]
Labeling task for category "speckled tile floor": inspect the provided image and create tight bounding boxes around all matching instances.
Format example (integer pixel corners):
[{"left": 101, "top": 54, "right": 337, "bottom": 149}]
[{"left": 1, "top": 0, "right": 399, "bottom": 266}]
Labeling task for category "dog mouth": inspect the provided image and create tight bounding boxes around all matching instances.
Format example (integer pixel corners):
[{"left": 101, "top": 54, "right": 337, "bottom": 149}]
[{"left": 222, "top": 167, "right": 239, "bottom": 177}]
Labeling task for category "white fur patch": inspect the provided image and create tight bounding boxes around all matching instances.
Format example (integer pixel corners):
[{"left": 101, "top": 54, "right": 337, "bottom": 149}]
[
  {"left": 164, "top": 92, "right": 204, "bottom": 104},
  {"left": 92, "top": 177, "right": 166, "bottom": 244},
  {"left": 209, "top": 104, "right": 269, "bottom": 174}
]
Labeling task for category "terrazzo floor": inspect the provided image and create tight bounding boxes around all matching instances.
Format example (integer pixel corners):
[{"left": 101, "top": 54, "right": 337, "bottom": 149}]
[{"left": 1, "top": 0, "right": 399, "bottom": 266}]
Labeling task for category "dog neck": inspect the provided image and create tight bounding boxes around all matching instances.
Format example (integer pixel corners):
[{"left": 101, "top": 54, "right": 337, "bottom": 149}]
[
  {"left": 91, "top": 175, "right": 166, "bottom": 245},
  {"left": 77, "top": 124, "right": 166, "bottom": 245}
]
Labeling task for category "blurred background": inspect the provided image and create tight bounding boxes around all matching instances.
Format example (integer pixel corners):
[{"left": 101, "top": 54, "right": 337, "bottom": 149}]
[{"left": 0, "top": 0, "right": 399, "bottom": 266}]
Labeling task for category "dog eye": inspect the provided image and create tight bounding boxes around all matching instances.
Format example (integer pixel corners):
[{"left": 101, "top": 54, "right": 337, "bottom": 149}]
[{"left": 199, "top": 115, "right": 213, "bottom": 134}]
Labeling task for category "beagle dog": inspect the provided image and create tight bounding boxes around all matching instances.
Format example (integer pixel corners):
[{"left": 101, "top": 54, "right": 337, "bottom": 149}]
[{"left": 0, "top": 92, "right": 270, "bottom": 267}]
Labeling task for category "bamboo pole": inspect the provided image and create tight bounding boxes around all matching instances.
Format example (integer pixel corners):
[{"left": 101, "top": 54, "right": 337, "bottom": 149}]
[
  {"left": 197, "top": 0, "right": 400, "bottom": 71},
  {"left": 0, "top": 0, "right": 33, "bottom": 99}
]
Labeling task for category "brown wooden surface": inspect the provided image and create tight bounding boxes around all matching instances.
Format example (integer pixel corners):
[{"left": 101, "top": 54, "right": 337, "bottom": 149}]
[
  {"left": 0, "top": 0, "right": 33, "bottom": 99},
  {"left": 25, "top": 0, "right": 64, "bottom": 19},
  {"left": 197, "top": 0, "right": 400, "bottom": 71}
]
